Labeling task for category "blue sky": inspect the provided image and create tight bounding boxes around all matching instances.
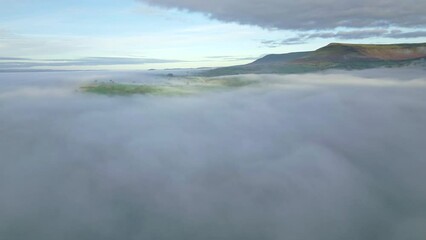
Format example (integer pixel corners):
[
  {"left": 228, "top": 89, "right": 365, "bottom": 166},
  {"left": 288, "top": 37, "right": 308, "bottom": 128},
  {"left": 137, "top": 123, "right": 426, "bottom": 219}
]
[{"left": 0, "top": 0, "right": 425, "bottom": 70}]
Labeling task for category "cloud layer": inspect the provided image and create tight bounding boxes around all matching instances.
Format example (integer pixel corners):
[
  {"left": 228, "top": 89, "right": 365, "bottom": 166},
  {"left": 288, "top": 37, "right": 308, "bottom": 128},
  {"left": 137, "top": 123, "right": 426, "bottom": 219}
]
[
  {"left": 1, "top": 69, "right": 426, "bottom": 239},
  {"left": 263, "top": 29, "right": 426, "bottom": 46},
  {"left": 139, "top": 0, "right": 426, "bottom": 31},
  {"left": 0, "top": 57, "right": 182, "bottom": 71}
]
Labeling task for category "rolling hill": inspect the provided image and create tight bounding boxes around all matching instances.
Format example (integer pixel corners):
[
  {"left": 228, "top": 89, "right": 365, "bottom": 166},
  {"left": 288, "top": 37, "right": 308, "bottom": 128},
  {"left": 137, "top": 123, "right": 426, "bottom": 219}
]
[{"left": 204, "top": 42, "right": 426, "bottom": 76}]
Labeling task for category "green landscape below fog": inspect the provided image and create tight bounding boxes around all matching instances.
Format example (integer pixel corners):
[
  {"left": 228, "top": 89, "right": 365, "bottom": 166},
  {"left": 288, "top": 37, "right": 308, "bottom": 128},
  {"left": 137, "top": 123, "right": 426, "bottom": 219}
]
[
  {"left": 81, "top": 77, "right": 258, "bottom": 96},
  {"left": 81, "top": 42, "right": 426, "bottom": 96}
]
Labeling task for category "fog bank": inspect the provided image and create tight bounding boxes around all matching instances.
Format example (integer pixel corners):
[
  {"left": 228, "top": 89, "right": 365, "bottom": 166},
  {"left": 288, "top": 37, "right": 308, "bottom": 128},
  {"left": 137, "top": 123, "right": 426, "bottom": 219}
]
[{"left": 1, "top": 69, "right": 426, "bottom": 240}]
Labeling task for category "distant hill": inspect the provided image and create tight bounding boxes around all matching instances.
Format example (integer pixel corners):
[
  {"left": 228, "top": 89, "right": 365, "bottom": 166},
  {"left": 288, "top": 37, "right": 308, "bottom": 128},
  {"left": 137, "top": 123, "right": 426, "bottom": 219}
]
[{"left": 203, "top": 42, "right": 426, "bottom": 76}]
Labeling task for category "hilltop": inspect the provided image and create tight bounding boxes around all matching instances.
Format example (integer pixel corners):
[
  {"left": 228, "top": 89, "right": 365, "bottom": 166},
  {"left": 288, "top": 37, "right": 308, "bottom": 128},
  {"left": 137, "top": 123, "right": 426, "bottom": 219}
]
[{"left": 204, "top": 42, "right": 426, "bottom": 76}]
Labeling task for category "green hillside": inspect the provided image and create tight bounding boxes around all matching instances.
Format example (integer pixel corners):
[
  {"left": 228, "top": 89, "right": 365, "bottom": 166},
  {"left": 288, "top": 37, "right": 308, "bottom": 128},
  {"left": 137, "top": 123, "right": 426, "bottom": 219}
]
[{"left": 204, "top": 42, "right": 426, "bottom": 76}]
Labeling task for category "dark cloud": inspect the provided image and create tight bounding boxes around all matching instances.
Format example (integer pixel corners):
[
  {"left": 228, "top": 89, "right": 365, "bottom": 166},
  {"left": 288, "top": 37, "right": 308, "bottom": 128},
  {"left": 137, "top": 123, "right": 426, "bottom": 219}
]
[
  {"left": 138, "top": 0, "right": 426, "bottom": 30},
  {"left": 1, "top": 69, "right": 426, "bottom": 239}
]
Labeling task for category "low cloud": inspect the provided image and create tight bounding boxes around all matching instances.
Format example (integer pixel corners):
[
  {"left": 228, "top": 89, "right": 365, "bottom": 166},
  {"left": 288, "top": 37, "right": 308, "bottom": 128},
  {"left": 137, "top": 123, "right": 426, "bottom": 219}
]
[{"left": 1, "top": 69, "right": 426, "bottom": 239}]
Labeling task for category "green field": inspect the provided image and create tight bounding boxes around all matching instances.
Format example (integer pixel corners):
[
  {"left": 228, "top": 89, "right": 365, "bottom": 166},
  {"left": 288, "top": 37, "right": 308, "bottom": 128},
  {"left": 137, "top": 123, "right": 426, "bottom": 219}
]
[{"left": 81, "top": 77, "right": 259, "bottom": 96}]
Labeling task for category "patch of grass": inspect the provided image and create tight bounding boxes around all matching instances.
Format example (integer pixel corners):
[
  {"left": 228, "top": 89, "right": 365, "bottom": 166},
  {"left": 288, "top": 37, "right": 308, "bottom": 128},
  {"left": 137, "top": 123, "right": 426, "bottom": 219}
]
[
  {"left": 206, "top": 77, "right": 259, "bottom": 87},
  {"left": 81, "top": 83, "right": 195, "bottom": 96},
  {"left": 81, "top": 77, "right": 259, "bottom": 96}
]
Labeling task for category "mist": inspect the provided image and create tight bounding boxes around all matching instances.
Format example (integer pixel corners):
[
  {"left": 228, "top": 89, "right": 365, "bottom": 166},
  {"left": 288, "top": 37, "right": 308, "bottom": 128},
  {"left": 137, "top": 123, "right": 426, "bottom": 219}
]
[{"left": 1, "top": 69, "right": 426, "bottom": 240}]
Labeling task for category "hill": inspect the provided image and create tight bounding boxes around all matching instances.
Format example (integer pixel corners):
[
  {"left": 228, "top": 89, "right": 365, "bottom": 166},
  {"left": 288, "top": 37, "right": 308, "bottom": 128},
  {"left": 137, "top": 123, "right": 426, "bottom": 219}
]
[{"left": 204, "top": 42, "right": 426, "bottom": 76}]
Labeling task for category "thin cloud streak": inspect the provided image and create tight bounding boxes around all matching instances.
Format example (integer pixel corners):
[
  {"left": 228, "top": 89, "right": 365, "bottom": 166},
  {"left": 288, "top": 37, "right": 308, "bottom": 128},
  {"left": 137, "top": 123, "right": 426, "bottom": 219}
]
[
  {"left": 0, "top": 57, "right": 184, "bottom": 70},
  {"left": 262, "top": 29, "right": 426, "bottom": 47}
]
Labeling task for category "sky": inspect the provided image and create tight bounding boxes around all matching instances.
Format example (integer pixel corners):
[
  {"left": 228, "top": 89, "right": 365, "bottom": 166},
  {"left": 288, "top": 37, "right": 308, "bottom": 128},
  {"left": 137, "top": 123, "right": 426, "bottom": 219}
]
[{"left": 0, "top": 0, "right": 425, "bottom": 70}]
